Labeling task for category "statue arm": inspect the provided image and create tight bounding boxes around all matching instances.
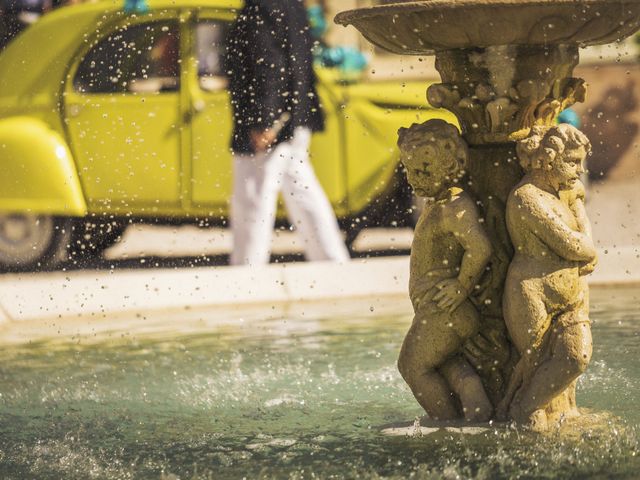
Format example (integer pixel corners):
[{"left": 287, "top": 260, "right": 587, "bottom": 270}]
[
  {"left": 569, "top": 194, "right": 597, "bottom": 274},
  {"left": 565, "top": 181, "right": 591, "bottom": 236},
  {"left": 433, "top": 194, "right": 492, "bottom": 313},
  {"left": 446, "top": 194, "right": 493, "bottom": 293},
  {"left": 571, "top": 197, "right": 591, "bottom": 236},
  {"left": 517, "top": 193, "right": 596, "bottom": 262}
]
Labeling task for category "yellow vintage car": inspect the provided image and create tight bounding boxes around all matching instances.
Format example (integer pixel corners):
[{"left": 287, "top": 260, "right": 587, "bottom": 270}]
[{"left": 0, "top": 0, "right": 454, "bottom": 271}]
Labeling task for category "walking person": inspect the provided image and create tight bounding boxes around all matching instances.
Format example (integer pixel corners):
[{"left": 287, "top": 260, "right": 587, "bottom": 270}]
[{"left": 226, "top": 0, "right": 350, "bottom": 266}]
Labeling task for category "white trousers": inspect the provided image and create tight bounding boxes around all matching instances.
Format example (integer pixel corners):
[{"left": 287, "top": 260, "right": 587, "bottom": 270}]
[{"left": 230, "top": 127, "right": 350, "bottom": 266}]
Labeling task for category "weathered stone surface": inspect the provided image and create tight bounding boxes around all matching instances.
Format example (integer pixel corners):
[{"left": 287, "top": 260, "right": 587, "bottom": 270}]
[
  {"left": 336, "top": 0, "right": 640, "bottom": 432},
  {"left": 499, "top": 125, "right": 596, "bottom": 431}
]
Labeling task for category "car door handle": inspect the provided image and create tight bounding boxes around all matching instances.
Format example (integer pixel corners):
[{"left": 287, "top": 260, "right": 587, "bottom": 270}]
[
  {"left": 68, "top": 104, "right": 82, "bottom": 117},
  {"left": 193, "top": 99, "right": 206, "bottom": 113}
]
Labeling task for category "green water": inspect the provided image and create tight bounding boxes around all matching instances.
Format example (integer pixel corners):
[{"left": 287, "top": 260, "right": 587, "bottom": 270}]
[{"left": 0, "top": 287, "right": 638, "bottom": 479}]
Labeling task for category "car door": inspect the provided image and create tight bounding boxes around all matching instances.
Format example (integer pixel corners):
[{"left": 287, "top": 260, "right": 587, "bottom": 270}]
[
  {"left": 64, "top": 15, "right": 182, "bottom": 212},
  {"left": 188, "top": 14, "right": 234, "bottom": 213}
]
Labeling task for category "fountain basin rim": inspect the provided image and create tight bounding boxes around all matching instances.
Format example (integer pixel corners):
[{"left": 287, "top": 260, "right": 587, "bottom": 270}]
[{"left": 335, "top": 0, "right": 640, "bottom": 55}]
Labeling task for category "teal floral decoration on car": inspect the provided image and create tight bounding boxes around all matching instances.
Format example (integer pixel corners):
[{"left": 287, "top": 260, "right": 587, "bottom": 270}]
[
  {"left": 124, "top": 0, "right": 149, "bottom": 14},
  {"left": 308, "top": 4, "right": 368, "bottom": 77}
]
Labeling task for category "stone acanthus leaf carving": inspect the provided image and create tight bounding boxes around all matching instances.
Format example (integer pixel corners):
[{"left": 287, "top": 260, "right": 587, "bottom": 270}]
[
  {"left": 427, "top": 77, "right": 586, "bottom": 144},
  {"left": 532, "top": 78, "right": 586, "bottom": 126},
  {"left": 427, "top": 44, "right": 582, "bottom": 144}
]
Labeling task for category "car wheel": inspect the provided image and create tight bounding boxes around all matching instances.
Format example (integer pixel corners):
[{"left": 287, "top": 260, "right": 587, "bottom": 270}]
[
  {"left": 0, "top": 214, "right": 72, "bottom": 272},
  {"left": 70, "top": 218, "right": 127, "bottom": 258}
]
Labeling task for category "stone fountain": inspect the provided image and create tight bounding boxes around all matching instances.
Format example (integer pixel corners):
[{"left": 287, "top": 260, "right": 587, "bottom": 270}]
[{"left": 336, "top": 0, "right": 640, "bottom": 430}]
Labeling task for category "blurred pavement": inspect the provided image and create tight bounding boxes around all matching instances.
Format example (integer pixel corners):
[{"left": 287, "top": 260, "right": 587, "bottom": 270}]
[
  {"left": 104, "top": 226, "right": 414, "bottom": 262},
  {"left": 0, "top": 177, "right": 639, "bottom": 342}
]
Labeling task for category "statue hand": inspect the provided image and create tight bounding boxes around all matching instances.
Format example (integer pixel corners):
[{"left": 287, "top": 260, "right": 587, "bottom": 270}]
[
  {"left": 433, "top": 278, "right": 468, "bottom": 313},
  {"left": 561, "top": 180, "right": 586, "bottom": 211},
  {"left": 565, "top": 182, "right": 589, "bottom": 232},
  {"left": 579, "top": 256, "right": 597, "bottom": 276},
  {"left": 572, "top": 179, "right": 586, "bottom": 201}
]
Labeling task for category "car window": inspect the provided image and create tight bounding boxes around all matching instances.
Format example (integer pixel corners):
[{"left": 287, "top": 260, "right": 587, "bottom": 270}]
[
  {"left": 196, "top": 20, "right": 229, "bottom": 92},
  {"left": 74, "top": 21, "right": 180, "bottom": 94}
]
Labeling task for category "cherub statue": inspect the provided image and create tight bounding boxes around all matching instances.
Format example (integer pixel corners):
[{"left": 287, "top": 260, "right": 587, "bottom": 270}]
[
  {"left": 499, "top": 124, "right": 596, "bottom": 431},
  {"left": 396, "top": 120, "right": 494, "bottom": 422}
]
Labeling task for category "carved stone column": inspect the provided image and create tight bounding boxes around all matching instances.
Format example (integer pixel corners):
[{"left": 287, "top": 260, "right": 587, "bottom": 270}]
[
  {"left": 429, "top": 45, "right": 584, "bottom": 145},
  {"left": 427, "top": 44, "right": 588, "bottom": 420}
]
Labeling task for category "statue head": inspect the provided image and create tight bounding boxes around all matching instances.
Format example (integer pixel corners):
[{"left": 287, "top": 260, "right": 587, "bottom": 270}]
[
  {"left": 397, "top": 120, "right": 468, "bottom": 198},
  {"left": 517, "top": 124, "right": 591, "bottom": 189}
]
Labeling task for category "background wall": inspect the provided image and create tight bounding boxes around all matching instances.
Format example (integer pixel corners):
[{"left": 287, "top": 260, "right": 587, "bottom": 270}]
[
  {"left": 575, "top": 64, "right": 640, "bottom": 183},
  {"left": 325, "top": 1, "right": 640, "bottom": 251}
]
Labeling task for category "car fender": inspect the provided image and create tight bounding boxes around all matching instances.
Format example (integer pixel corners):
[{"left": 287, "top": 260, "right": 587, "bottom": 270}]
[{"left": 0, "top": 117, "right": 87, "bottom": 216}]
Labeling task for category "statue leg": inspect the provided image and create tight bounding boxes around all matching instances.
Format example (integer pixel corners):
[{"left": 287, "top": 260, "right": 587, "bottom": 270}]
[
  {"left": 441, "top": 355, "right": 493, "bottom": 422},
  {"left": 397, "top": 315, "right": 465, "bottom": 420},
  {"left": 515, "top": 315, "right": 592, "bottom": 420},
  {"left": 502, "top": 285, "right": 551, "bottom": 428}
]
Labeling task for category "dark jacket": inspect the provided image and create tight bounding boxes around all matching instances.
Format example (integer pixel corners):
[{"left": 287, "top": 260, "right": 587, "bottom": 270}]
[{"left": 226, "top": 0, "right": 325, "bottom": 154}]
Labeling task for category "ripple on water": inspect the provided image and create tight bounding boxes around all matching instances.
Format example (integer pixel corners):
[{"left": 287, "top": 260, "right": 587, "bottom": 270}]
[{"left": 0, "top": 289, "right": 637, "bottom": 479}]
